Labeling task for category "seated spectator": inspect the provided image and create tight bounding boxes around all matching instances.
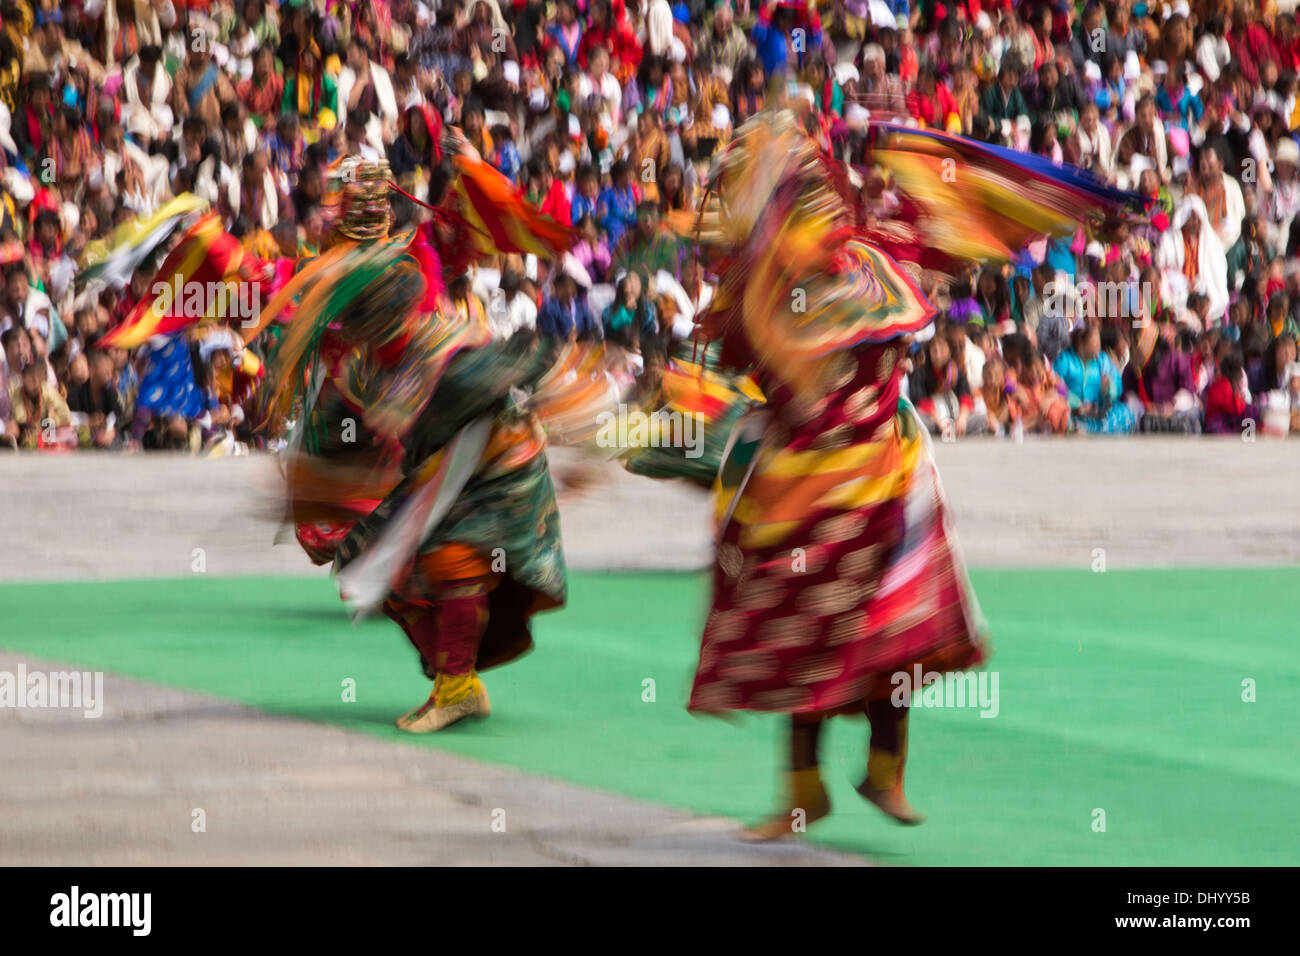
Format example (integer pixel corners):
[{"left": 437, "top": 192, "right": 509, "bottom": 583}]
[
  {"left": 1123, "top": 326, "right": 1202, "bottom": 433},
  {"left": 1187, "top": 144, "right": 1245, "bottom": 251},
  {"left": 1029, "top": 119, "right": 1063, "bottom": 164},
  {"left": 979, "top": 62, "right": 1028, "bottom": 145},
  {"left": 625, "top": 53, "right": 673, "bottom": 124},
  {"left": 597, "top": 160, "right": 639, "bottom": 248},
  {"left": 1251, "top": 331, "right": 1298, "bottom": 395},
  {"left": 571, "top": 215, "right": 612, "bottom": 284},
  {"left": 1287, "top": 361, "right": 1300, "bottom": 434},
  {"left": 488, "top": 124, "right": 523, "bottom": 184},
  {"left": 488, "top": 270, "right": 539, "bottom": 341},
  {"left": 447, "top": 272, "right": 489, "bottom": 330},
  {"left": 695, "top": 1, "right": 747, "bottom": 80},
  {"left": 343, "top": 106, "right": 383, "bottom": 162},
  {"left": 3, "top": 264, "right": 65, "bottom": 353},
  {"left": 571, "top": 165, "right": 601, "bottom": 226},
  {"left": 67, "top": 349, "right": 123, "bottom": 448},
  {"left": 110, "top": 345, "right": 139, "bottom": 427},
  {"left": 1027, "top": 60, "right": 1079, "bottom": 129},
  {"left": 122, "top": 46, "right": 174, "bottom": 147},
  {"left": 222, "top": 149, "right": 282, "bottom": 231},
  {"left": 947, "top": 321, "right": 985, "bottom": 391},
  {"left": 526, "top": 157, "right": 571, "bottom": 228},
  {"left": 677, "top": 254, "right": 714, "bottom": 325},
  {"left": 388, "top": 105, "right": 442, "bottom": 198},
  {"left": 1094, "top": 50, "right": 1133, "bottom": 129},
  {"left": 907, "top": 66, "right": 959, "bottom": 132},
  {"left": 1203, "top": 353, "right": 1260, "bottom": 434},
  {"left": 0, "top": 324, "right": 32, "bottom": 445},
  {"left": 977, "top": 355, "right": 1015, "bottom": 437},
  {"left": 690, "top": 48, "right": 732, "bottom": 160},
  {"left": 266, "top": 112, "right": 306, "bottom": 190},
  {"left": 613, "top": 201, "right": 680, "bottom": 286},
  {"left": 1016, "top": 351, "right": 1072, "bottom": 435},
  {"left": 1054, "top": 324, "right": 1135, "bottom": 434},
  {"left": 219, "top": 101, "right": 257, "bottom": 174},
  {"left": 1068, "top": 101, "right": 1114, "bottom": 183},
  {"left": 142, "top": 413, "right": 195, "bottom": 451},
  {"left": 628, "top": 108, "right": 672, "bottom": 205},
  {"left": 546, "top": 0, "right": 585, "bottom": 66},
  {"left": 656, "top": 163, "right": 694, "bottom": 215},
  {"left": 174, "top": 29, "right": 236, "bottom": 135},
  {"left": 237, "top": 45, "right": 285, "bottom": 128},
  {"left": 8, "top": 357, "right": 73, "bottom": 449},
  {"left": 538, "top": 271, "right": 600, "bottom": 341},
  {"left": 580, "top": 45, "right": 625, "bottom": 132},
  {"left": 1155, "top": 196, "right": 1229, "bottom": 325},
  {"left": 730, "top": 56, "right": 767, "bottom": 126},
  {"left": 601, "top": 271, "right": 658, "bottom": 356},
  {"left": 1156, "top": 61, "right": 1205, "bottom": 136},
  {"left": 910, "top": 327, "right": 984, "bottom": 438},
  {"left": 1035, "top": 279, "right": 1074, "bottom": 366},
  {"left": 805, "top": 55, "right": 844, "bottom": 122},
  {"left": 281, "top": 37, "right": 337, "bottom": 128},
  {"left": 1113, "top": 94, "right": 1170, "bottom": 188},
  {"left": 1100, "top": 325, "right": 1130, "bottom": 381},
  {"left": 948, "top": 64, "right": 981, "bottom": 137},
  {"left": 338, "top": 35, "right": 399, "bottom": 144},
  {"left": 848, "top": 43, "right": 907, "bottom": 121},
  {"left": 974, "top": 268, "right": 1013, "bottom": 329},
  {"left": 751, "top": 0, "right": 822, "bottom": 77}
]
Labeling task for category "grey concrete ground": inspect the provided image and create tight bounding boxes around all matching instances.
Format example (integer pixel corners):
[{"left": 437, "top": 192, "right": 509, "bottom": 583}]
[
  {"left": 0, "top": 652, "right": 863, "bottom": 867},
  {"left": 1, "top": 439, "right": 1296, "bottom": 865},
  {"left": 1, "top": 438, "right": 1297, "bottom": 581},
  {"left": 929, "top": 437, "right": 1300, "bottom": 568}
]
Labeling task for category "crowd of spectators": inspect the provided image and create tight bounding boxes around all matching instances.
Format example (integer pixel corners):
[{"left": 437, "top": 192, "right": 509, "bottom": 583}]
[{"left": 1, "top": 0, "right": 1298, "bottom": 452}]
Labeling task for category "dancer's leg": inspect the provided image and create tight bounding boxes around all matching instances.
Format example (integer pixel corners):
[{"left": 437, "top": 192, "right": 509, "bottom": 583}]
[
  {"left": 741, "top": 715, "right": 832, "bottom": 841},
  {"left": 427, "top": 578, "right": 491, "bottom": 707},
  {"left": 396, "top": 577, "right": 494, "bottom": 733},
  {"left": 857, "top": 698, "right": 925, "bottom": 825},
  {"left": 382, "top": 598, "right": 439, "bottom": 679}
]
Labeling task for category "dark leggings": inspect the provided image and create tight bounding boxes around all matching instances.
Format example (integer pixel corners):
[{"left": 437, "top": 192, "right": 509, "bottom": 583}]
[{"left": 789, "top": 697, "right": 909, "bottom": 772}]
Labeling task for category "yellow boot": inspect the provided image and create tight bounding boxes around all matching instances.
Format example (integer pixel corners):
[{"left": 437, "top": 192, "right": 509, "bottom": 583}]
[
  {"left": 856, "top": 718, "right": 925, "bottom": 825},
  {"left": 396, "top": 672, "right": 491, "bottom": 733},
  {"left": 739, "top": 768, "right": 832, "bottom": 842}
]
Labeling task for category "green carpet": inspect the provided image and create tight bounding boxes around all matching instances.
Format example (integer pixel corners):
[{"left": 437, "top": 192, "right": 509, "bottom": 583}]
[{"left": 2, "top": 569, "right": 1296, "bottom": 865}]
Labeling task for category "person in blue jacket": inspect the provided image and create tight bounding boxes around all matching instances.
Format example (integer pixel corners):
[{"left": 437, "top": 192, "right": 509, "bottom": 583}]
[
  {"left": 537, "top": 271, "right": 601, "bottom": 341},
  {"left": 1053, "top": 323, "right": 1135, "bottom": 434},
  {"left": 596, "top": 159, "right": 638, "bottom": 248},
  {"left": 750, "top": 0, "right": 823, "bottom": 77}
]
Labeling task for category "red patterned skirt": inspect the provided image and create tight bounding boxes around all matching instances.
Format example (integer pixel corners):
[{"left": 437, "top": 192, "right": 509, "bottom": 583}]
[{"left": 689, "top": 342, "right": 989, "bottom": 715}]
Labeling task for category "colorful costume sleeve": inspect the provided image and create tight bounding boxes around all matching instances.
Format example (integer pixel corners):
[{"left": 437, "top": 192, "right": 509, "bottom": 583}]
[
  {"left": 77, "top": 193, "right": 209, "bottom": 290},
  {"left": 452, "top": 154, "right": 574, "bottom": 259},
  {"left": 865, "top": 124, "right": 1140, "bottom": 269},
  {"left": 690, "top": 111, "right": 936, "bottom": 402},
  {"left": 98, "top": 212, "right": 247, "bottom": 349}
]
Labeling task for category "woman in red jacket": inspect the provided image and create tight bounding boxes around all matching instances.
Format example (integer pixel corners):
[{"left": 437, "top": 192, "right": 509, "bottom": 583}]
[
  {"left": 906, "top": 66, "right": 960, "bottom": 132},
  {"left": 576, "top": 0, "right": 642, "bottom": 83},
  {"left": 1203, "top": 353, "right": 1260, "bottom": 434}
]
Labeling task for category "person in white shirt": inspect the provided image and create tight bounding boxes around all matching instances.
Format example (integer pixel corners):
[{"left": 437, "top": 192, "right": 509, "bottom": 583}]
[
  {"left": 487, "top": 271, "right": 539, "bottom": 340},
  {"left": 1190, "top": 145, "right": 1245, "bottom": 251},
  {"left": 120, "top": 44, "right": 173, "bottom": 146},
  {"left": 337, "top": 36, "right": 400, "bottom": 149},
  {"left": 1195, "top": 16, "right": 1231, "bottom": 85},
  {"left": 1155, "top": 195, "right": 1230, "bottom": 325},
  {"left": 1072, "top": 102, "right": 1114, "bottom": 184},
  {"left": 579, "top": 46, "right": 623, "bottom": 130},
  {"left": 1264, "top": 137, "right": 1300, "bottom": 251}
]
